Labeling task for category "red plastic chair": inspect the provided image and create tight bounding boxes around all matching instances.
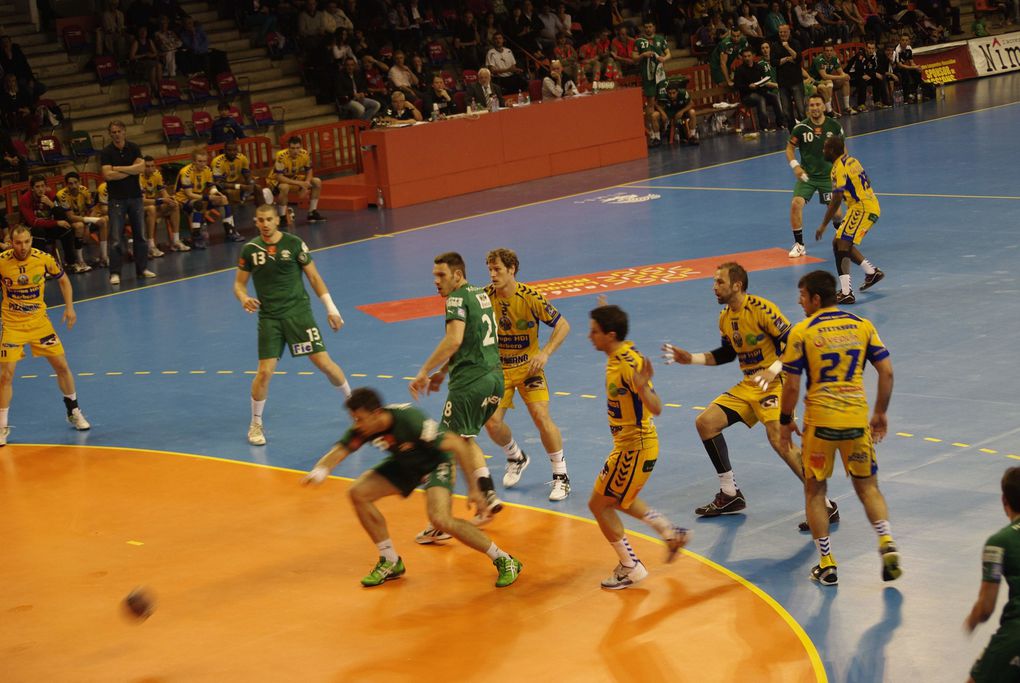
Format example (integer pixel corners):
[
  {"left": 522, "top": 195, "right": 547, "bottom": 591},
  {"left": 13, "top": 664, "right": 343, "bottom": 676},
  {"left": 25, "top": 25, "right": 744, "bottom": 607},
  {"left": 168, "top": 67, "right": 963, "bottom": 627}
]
[
  {"left": 215, "top": 71, "right": 250, "bottom": 100},
  {"left": 529, "top": 78, "right": 543, "bottom": 103},
  {"left": 95, "top": 55, "right": 123, "bottom": 88},
  {"left": 158, "top": 79, "right": 184, "bottom": 110},
  {"left": 187, "top": 74, "right": 215, "bottom": 106},
  {"left": 191, "top": 110, "right": 213, "bottom": 137},
  {"left": 250, "top": 101, "right": 285, "bottom": 129},
  {"left": 38, "top": 136, "right": 73, "bottom": 165},
  {"left": 227, "top": 105, "right": 244, "bottom": 126},
  {"left": 162, "top": 115, "right": 192, "bottom": 144},
  {"left": 129, "top": 85, "right": 153, "bottom": 119},
  {"left": 462, "top": 69, "right": 478, "bottom": 84},
  {"left": 453, "top": 91, "right": 466, "bottom": 113},
  {"left": 62, "top": 24, "right": 89, "bottom": 54}
]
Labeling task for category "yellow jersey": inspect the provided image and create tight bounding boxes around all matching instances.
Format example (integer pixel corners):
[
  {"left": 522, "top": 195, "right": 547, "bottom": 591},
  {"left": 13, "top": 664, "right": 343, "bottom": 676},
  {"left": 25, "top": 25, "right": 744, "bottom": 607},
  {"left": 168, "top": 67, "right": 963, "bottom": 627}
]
[
  {"left": 718, "top": 295, "right": 791, "bottom": 384},
  {"left": 486, "top": 282, "right": 562, "bottom": 369},
  {"left": 96, "top": 182, "right": 108, "bottom": 205},
  {"left": 211, "top": 152, "right": 251, "bottom": 183},
  {"left": 831, "top": 154, "right": 880, "bottom": 215},
  {"left": 56, "top": 187, "right": 95, "bottom": 216},
  {"left": 0, "top": 248, "right": 63, "bottom": 327},
  {"left": 781, "top": 307, "right": 889, "bottom": 428},
  {"left": 140, "top": 170, "right": 166, "bottom": 200},
  {"left": 174, "top": 163, "right": 214, "bottom": 203},
  {"left": 605, "top": 340, "right": 657, "bottom": 448},
  {"left": 267, "top": 148, "right": 311, "bottom": 184}
]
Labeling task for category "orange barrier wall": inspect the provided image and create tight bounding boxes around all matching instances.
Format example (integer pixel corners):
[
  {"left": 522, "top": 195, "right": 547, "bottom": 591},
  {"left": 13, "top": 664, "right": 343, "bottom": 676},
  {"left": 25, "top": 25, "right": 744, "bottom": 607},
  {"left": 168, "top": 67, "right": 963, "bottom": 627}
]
[
  {"left": 278, "top": 120, "right": 367, "bottom": 176},
  {"left": 359, "top": 87, "right": 646, "bottom": 209}
]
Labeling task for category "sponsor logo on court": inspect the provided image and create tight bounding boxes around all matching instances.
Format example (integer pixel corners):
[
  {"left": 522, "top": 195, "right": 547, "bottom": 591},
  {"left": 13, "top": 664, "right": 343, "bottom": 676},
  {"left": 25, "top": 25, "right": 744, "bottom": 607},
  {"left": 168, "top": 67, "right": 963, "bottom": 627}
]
[{"left": 574, "top": 192, "right": 662, "bottom": 205}]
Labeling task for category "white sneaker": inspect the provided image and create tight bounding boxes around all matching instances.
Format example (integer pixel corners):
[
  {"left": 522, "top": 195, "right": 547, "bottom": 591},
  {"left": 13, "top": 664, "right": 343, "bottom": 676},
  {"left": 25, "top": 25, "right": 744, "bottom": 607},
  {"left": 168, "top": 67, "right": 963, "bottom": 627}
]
[
  {"left": 549, "top": 474, "right": 571, "bottom": 501},
  {"left": 67, "top": 408, "right": 91, "bottom": 431},
  {"left": 0, "top": 426, "right": 9, "bottom": 446},
  {"left": 140, "top": 269, "right": 157, "bottom": 279},
  {"left": 109, "top": 273, "right": 121, "bottom": 286},
  {"left": 149, "top": 246, "right": 165, "bottom": 258},
  {"left": 788, "top": 243, "right": 807, "bottom": 258},
  {"left": 171, "top": 241, "right": 191, "bottom": 252},
  {"left": 415, "top": 525, "right": 453, "bottom": 544},
  {"left": 248, "top": 421, "right": 266, "bottom": 446},
  {"left": 502, "top": 452, "right": 529, "bottom": 487},
  {"left": 600, "top": 561, "right": 649, "bottom": 590}
]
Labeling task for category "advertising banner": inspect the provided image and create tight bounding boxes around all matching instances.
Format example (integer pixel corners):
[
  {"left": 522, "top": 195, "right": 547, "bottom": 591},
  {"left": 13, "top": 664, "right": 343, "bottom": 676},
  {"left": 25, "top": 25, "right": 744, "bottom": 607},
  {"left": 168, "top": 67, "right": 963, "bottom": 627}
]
[
  {"left": 913, "top": 42, "right": 979, "bottom": 83},
  {"left": 967, "top": 31, "right": 1020, "bottom": 76}
]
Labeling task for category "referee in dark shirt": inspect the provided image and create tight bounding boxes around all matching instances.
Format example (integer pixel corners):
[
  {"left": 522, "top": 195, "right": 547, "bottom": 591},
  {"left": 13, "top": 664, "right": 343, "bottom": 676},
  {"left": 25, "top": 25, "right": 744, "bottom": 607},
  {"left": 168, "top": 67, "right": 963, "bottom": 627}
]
[{"left": 100, "top": 120, "right": 154, "bottom": 286}]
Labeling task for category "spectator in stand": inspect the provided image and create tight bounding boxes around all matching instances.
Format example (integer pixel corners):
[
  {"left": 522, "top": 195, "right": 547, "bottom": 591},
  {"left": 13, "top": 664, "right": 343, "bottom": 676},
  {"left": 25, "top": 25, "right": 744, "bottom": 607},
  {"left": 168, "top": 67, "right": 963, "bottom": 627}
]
[
  {"left": 759, "top": 40, "right": 789, "bottom": 127},
  {"left": 578, "top": 30, "right": 606, "bottom": 81},
  {"left": 771, "top": 23, "right": 806, "bottom": 122},
  {"left": 239, "top": 0, "right": 278, "bottom": 46},
  {"left": 584, "top": 0, "right": 614, "bottom": 35},
  {"left": 815, "top": 0, "right": 850, "bottom": 42},
  {"left": 337, "top": 57, "right": 381, "bottom": 120},
  {"left": 19, "top": 176, "right": 78, "bottom": 273},
  {"left": 847, "top": 41, "right": 883, "bottom": 110},
  {"left": 210, "top": 102, "right": 247, "bottom": 143},
  {"left": 733, "top": 46, "right": 785, "bottom": 131},
  {"left": 0, "top": 128, "right": 28, "bottom": 182},
  {"left": 0, "top": 35, "right": 45, "bottom": 101},
  {"left": 324, "top": 0, "right": 354, "bottom": 32},
  {"left": 379, "top": 90, "right": 423, "bottom": 123},
  {"left": 916, "top": 0, "right": 962, "bottom": 35},
  {"left": 893, "top": 33, "right": 923, "bottom": 103},
  {"left": 409, "top": 52, "right": 428, "bottom": 86},
  {"left": 794, "top": 0, "right": 825, "bottom": 45},
  {"left": 854, "top": 0, "right": 885, "bottom": 43},
  {"left": 555, "top": 3, "right": 574, "bottom": 38},
  {"left": 423, "top": 73, "right": 456, "bottom": 118},
  {"left": 483, "top": 11, "right": 501, "bottom": 44},
  {"left": 454, "top": 11, "right": 484, "bottom": 69},
  {"left": 876, "top": 43, "right": 900, "bottom": 104},
  {"left": 1, "top": 73, "right": 40, "bottom": 139},
  {"left": 466, "top": 67, "right": 503, "bottom": 109},
  {"left": 487, "top": 31, "right": 527, "bottom": 94},
  {"left": 387, "top": 50, "right": 421, "bottom": 100},
  {"left": 542, "top": 58, "right": 579, "bottom": 98},
  {"left": 610, "top": 24, "right": 637, "bottom": 75},
  {"left": 360, "top": 54, "right": 389, "bottom": 97},
  {"left": 764, "top": 2, "right": 788, "bottom": 37},
  {"left": 128, "top": 25, "right": 163, "bottom": 93},
  {"left": 538, "top": 3, "right": 560, "bottom": 51},
  {"left": 99, "top": 0, "right": 130, "bottom": 60},
  {"left": 738, "top": 3, "right": 766, "bottom": 48},
  {"left": 838, "top": 0, "right": 867, "bottom": 37},
  {"left": 518, "top": 0, "right": 545, "bottom": 52},
  {"left": 178, "top": 17, "right": 228, "bottom": 77},
  {"left": 552, "top": 32, "right": 578, "bottom": 80},
  {"left": 811, "top": 40, "right": 851, "bottom": 113},
  {"left": 709, "top": 25, "right": 746, "bottom": 85},
  {"left": 328, "top": 31, "right": 356, "bottom": 63},
  {"left": 153, "top": 0, "right": 189, "bottom": 24},
  {"left": 154, "top": 14, "right": 182, "bottom": 77},
  {"left": 299, "top": 0, "right": 330, "bottom": 43}
]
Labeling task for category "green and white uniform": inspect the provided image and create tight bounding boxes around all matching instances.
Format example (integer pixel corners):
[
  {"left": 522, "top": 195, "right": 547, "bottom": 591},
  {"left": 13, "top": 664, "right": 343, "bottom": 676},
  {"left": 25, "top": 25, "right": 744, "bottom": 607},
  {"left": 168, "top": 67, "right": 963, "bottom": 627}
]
[
  {"left": 634, "top": 33, "right": 668, "bottom": 96},
  {"left": 339, "top": 404, "right": 455, "bottom": 497},
  {"left": 789, "top": 116, "right": 844, "bottom": 203},
  {"left": 971, "top": 519, "right": 1020, "bottom": 683},
  {"left": 238, "top": 232, "right": 325, "bottom": 359},
  {"left": 809, "top": 53, "right": 841, "bottom": 82},
  {"left": 443, "top": 283, "right": 504, "bottom": 437},
  {"left": 656, "top": 80, "right": 692, "bottom": 118},
  {"left": 709, "top": 34, "right": 748, "bottom": 84}
]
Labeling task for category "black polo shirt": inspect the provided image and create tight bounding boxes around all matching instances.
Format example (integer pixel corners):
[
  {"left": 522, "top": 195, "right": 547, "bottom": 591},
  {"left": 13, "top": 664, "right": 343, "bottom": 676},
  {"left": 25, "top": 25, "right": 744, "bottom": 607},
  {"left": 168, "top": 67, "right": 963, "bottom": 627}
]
[{"left": 100, "top": 141, "right": 143, "bottom": 200}]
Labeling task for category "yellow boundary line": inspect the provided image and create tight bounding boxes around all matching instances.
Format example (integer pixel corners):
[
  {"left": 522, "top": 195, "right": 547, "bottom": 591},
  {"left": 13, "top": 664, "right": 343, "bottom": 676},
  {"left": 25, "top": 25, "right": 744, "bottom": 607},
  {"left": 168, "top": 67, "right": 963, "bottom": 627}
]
[
  {"left": 625, "top": 185, "right": 1020, "bottom": 200},
  {"left": 17, "top": 442, "right": 827, "bottom": 683}
]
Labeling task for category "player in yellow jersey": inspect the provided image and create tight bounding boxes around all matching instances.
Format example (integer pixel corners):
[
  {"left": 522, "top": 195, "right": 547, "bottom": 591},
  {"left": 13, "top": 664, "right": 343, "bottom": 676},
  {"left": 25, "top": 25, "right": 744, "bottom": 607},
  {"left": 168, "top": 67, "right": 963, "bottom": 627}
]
[
  {"left": 212, "top": 140, "right": 269, "bottom": 214},
  {"left": 266, "top": 136, "right": 325, "bottom": 225},
  {"left": 663, "top": 262, "right": 839, "bottom": 529},
  {"left": 815, "top": 136, "right": 885, "bottom": 305},
  {"left": 0, "top": 225, "right": 90, "bottom": 446},
  {"left": 174, "top": 148, "right": 239, "bottom": 248},
  {"left": 779, "top": 270, "right": 899, "bottom": 586},
  {"left": 56, "top": 171, "right": 104, "bottom": 272},
  {"left": 140, "top": 155, "right": 182, "bottom": 254},
  {"left": 588, "top": 304, "right": 690, "bottom": 589},
  {"left": 483, "top": 248, "right": 572, "bottom": 501}
]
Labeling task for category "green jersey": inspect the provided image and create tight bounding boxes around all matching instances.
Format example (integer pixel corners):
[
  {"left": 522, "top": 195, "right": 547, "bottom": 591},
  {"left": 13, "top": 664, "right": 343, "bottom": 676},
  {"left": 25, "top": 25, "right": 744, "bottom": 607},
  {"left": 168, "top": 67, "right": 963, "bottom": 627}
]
[
  {"left": 634, "top": 33, "right": 667, "bottom": 82},
  {"left": 810, "top": 54, "right": 841, "bottom": 81},
  {"left": 339, "top": 403, "right": 447, "bottom": 461},
  {"left": 238, "top": 232, "right": 313, "bottom": 319},
  {"left": 758, "top": 59, "right": 778, "bottom": 85},
  {"left": 710, "top": 34, "right": 748, "bottom": 83},
  {"left": 444, "top": 283, "right": 500, "bottom": 390},
  {"left": 982, "top": 519, "right": 1020, "bottom": 626},
  {"left": 789, "top": 116, "right": 845, "bottom": 181}
]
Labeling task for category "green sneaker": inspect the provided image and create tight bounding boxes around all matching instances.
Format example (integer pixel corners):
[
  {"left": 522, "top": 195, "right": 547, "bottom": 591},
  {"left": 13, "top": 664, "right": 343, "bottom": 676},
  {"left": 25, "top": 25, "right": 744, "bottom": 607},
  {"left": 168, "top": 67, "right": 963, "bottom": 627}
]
[
  {"left": 361, "top": 556, "right": 405, "bottom": 587},
  {"left": 494, "top": 555, "right": 522, "bottom": 587},
  {"left": 880, "top": 541, "right": 902, "bottom": 582}
]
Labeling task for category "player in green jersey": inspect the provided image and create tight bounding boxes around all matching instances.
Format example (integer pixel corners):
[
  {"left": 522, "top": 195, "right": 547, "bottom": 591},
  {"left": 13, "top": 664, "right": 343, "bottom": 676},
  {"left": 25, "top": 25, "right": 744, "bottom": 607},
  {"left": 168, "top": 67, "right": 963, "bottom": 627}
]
[
  {"left": 410, "top": 252, "right": 504, "bottom": 541},
  {"left": 785, "top": 94, "right": 845, "bottom": 258},
  {"left": 654, "top": 78, "right": 698, "bottom": 145},
  {"left": 304, "top": 388, "right": 522, "bottom": 588},
  {"left": 234, "top": 203, "right": 351, "bottom": 446},
  {"left": 633, "top": 19, "right": 670, "bottom": 146},
  {"left": 810, "top": 41, "right": 851, "bottom": 116},
  {"left": 965, "top": 466, "right": 1020, "bottom": 683}
]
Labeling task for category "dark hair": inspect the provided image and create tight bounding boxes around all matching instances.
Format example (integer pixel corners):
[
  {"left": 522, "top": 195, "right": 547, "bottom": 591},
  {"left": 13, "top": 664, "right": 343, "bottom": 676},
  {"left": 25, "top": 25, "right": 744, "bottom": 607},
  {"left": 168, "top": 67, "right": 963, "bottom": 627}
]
[
  {"left": 486, "top": 248, "right": 519, "bottom": 275},
  {"left": 590, "top": 304, "right": 628, "bottom": 340},
  {"left": 346, "top": 387, "right": 383, "bottom": 413},
  {"left": 143, "top": 155, "right": 155, "bottom": 161},
  {"left": 808, "top": 93, "right": 826, "bottom": 103},
  {"left": 287, "top": 135, "right": 301, "bottom": 145},
  {"left": 798, "top": 270, "right": 837, "bottom": 307},
  {"left": 30, "top": 174, "right": 47, "bottom": 186},
  {"left": 718, "top": 261, "right": 748, "bottom": 292},
  {"left": 1003, "top": 467, "right": 1020, "bottom": 511},
  {"left": 435, "top": 251, "right": 466, "bottom": 277},
  {"left": 823, "top": 135, "right": 845, "bottom": 156},
  {"left": 64, "top": 171, "right": 81, "bottom": 183}
]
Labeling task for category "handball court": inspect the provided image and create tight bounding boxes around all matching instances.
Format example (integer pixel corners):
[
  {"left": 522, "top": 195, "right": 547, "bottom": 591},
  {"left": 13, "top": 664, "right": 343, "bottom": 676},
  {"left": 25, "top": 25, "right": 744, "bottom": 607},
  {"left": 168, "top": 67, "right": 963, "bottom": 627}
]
[{"left": 3, "top": 74, "right": 1020, "bottom": 683}]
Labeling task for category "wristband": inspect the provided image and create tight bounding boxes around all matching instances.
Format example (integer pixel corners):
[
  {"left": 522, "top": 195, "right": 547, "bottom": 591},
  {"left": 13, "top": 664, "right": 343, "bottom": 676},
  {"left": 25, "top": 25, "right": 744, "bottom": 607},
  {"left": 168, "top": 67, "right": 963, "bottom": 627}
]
[
  {"left": 320, "top": 292, "right": 341, "bottom": 318},
  {"left": 789, "top": 159, "right": 800, "bottom": 169},
  {"left": 779, "top": 412, "right": 793, "bottom": 425},
  {"left": 235, "top": 183, "right": 241, "bottom": 190},
  {"left": 767, "top": 359, "right": 783, "bottom": 376},
  {"left": 690, "top": 352, "right": 708, "bottom": 365}
]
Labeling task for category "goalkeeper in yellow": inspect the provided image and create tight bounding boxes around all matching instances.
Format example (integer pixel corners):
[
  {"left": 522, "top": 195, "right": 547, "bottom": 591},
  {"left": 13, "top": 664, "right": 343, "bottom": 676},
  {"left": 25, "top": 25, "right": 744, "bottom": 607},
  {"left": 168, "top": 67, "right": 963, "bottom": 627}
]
[{"left": 815, "top": 136, "right": 885, "bottom": 304}]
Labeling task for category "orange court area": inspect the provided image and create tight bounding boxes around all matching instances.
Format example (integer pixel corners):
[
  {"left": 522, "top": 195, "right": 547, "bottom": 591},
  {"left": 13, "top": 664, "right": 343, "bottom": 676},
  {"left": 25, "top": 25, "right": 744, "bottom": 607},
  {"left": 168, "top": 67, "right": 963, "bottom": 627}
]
[{"left": 1, "top": 445, "right": 822, "bottom": 683}]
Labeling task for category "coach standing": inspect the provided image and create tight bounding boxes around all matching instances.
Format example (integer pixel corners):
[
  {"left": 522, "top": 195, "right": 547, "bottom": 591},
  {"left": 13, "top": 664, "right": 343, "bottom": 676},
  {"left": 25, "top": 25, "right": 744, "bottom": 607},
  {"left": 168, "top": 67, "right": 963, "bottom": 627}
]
[{"left": 100, "top": 120, "right": 155, "bottom": 286}]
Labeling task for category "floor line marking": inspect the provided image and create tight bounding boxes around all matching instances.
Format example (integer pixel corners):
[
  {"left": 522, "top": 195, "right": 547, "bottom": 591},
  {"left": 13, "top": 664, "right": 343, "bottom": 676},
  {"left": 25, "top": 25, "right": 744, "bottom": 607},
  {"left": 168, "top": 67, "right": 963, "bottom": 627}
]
[{"left": 625, "top": 185, "right": 1020, "bottom": 201}]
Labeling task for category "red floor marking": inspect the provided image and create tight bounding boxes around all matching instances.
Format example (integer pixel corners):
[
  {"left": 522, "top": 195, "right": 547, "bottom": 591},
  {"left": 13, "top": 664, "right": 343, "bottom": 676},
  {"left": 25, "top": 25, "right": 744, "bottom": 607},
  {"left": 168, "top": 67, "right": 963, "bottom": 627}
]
[{"left": 357, "top": 248, "right": 823, "bottom": 323}]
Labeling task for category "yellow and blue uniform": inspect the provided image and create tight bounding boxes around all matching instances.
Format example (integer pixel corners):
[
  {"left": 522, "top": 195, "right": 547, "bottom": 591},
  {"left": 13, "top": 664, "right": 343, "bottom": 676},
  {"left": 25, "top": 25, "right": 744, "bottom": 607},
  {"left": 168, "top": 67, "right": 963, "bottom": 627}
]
[
  {"left": 0, "top": 248, "right": 66, "bottom": 361},
  {"left": 56, "top": 187, "right": 95, "bottom": 217},
  {"left": 211, "top": 152, "right": 251, "bottom": 184},
  {"left": 96, "top": 182, "right": 109, "bottom": 206},
  {"left": 831, "top": 154, "right": 880, "bottom": 245},
  {"left": 781, "top": 306, "right": 890, "bottom": 479},
  {"left": 486, "top": 282, "right": 561, "bottom": 409},
  {"left": 267, "top": 148, "right": 311, "bottom": 189},
  {"left": 174, "top": 163, "right": 214, "bottom": 206},
  {"left": 140, "top": 170, "right": 166, "bottom": 201},
  {"left": 713, "top": 295, "right": 791, "bottom": 427},
  {"left": 595, "top": 341, "right": 658, "bottom": 509}
]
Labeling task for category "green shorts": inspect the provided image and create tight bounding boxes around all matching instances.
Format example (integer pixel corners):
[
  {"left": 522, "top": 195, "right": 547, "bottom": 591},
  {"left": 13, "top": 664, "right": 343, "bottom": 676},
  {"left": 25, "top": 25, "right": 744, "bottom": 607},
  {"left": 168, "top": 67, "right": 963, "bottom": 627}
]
[
  {"left": 257, "top": 310, "right": 325, "bottom": 360},
  {"left": 642, "top": 79, "right": 658, "bottom": 97},
  {"left": 374, "top": 454, "right": 455, "bottom": 497},
  {"left": 971, "top": 622, "right": 1020, "bottom": 683},
  {"left": 794, "top": 178, "right": 833, "bottom": 204},
  {"left": 443, "top": 371, "right": 504, "bottom": 438}
]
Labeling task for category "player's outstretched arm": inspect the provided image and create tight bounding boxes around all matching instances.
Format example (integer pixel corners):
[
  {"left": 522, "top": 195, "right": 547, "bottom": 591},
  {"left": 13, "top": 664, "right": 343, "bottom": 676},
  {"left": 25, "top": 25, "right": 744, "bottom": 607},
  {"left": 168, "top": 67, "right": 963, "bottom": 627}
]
[
  {"left": 57, "top": 272, "right": 76, "bottom": 329},
  {"left": 302, "top": 261, "right": 344, "bottom": 331},
  {"left": 303, "top": 443, "right": 353, "bottom": 485},
  {"left": 786, "top": 140, "right": 809, "bottom": 182},
  {"left": 233, "top": 269, "right": 260, "bottom": 313},
  {"left": 410, "top": 321, "right": 464, "bottom": 399},
  {"left": 816, "top": 191, "right": 843, "bottom": 239}
]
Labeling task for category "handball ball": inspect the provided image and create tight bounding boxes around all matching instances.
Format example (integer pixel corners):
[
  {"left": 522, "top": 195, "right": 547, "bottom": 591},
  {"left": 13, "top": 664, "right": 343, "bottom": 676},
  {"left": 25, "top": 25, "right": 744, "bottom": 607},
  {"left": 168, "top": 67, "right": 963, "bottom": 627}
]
[
  {"left": 123, "top": 587, "right": 155, "bottom": 621},
  {"left": 203, "top": 209, "right": 221, "bottom": 224}
]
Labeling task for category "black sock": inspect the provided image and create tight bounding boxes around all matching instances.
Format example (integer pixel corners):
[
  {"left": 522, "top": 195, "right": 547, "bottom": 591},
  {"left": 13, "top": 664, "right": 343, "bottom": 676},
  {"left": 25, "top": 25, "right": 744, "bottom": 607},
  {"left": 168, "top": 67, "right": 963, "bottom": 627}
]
[
  {"left": 793, "top": 230, "right": 804, "bottom": 245},
  {"left": 477, "top": 475, "right": 495, "bottom": 494},
  {"left": 702, "top": 435, "right": 732, "bottom": 474},
  {"left": 63, "top": 396, "right": 78, "bottom": 414}
]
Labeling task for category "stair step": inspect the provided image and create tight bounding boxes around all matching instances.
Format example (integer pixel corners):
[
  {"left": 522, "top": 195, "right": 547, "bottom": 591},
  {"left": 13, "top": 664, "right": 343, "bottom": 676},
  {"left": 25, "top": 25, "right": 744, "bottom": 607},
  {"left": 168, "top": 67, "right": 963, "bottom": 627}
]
[
  {"left": 319, "top": 195, "right": 368, "bottom": 211},
  {"left": 250, "top": 85, "right": 307, "bottom": 101},
  {"left": 233, "top": 59, "right": 299, "bottom": 77},
  {"left": 29, "top": 51, "right": 72, "bottom": 68},
  {"left": 36, "top": 61, "right": 81, "bottom": 79},
  {"left": 2, "top": 23, "right": 37, "bottom": 38},
  {"left": 17, "top": 33, "right": 52, "bottom": 48},
  {"left": 46, "top": 80, "right": 103, "bottom": 99},
  {"left": 204, "top": 18, "right": 237, "bottom": 32}
]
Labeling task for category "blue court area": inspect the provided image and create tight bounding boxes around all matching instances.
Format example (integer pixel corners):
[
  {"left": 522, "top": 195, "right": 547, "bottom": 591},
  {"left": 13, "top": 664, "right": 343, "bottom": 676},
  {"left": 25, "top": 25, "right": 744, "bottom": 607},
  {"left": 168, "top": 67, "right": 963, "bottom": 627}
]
[{"left": 10, "top": 81, "right": 1020, "bottom": 681}]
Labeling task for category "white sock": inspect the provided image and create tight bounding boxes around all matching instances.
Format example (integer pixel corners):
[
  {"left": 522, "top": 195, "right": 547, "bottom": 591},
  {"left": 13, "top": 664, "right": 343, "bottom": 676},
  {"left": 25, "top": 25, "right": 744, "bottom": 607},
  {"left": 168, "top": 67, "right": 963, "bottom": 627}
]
[
  {"left": 100, "top": 241, "right": 108, "bottom": 260},
  {"left": 642, "top": 508, "right": 673, "bottom": 537},
  {"left": 611, "top": 537, "right": 638, "bottom": 568},
  {"left": 0, "top": 407, "right": 8, "bottom": 428},
  {"left": 485, "top": 542, "right": 509, "bottom": 561},
  {"left": 224, "top": 215, "right": 235, "bottom": 227},
  {"left": 719, "top": 471, "right": 737, "bottom": 496},
  {"left": 262, "top": 188, "right": 274, "bottom": 204},
  {"left": 873, "top": 519, "right": 891, "bottom": 538},
  {"left": 860, "top": 259, "right": 876, "bottom": 275},
  {"left": 839, "top": 274, "right": 852, "bottom": 294},
  {"left": 825, "top": 101, "right": 833, "bottom": 112},
  {"left": 277, "top": 204, "right": 286, "bottom": 217},
  {"left": 147, "top": 238, "right": 156, "bottom": 248},
  {"left": 502, "top": 438, "right": 522, "bottom": 460},
  {"left": 825, "top": 497, "right": 834, "bottom": 508},
  {"left": 170, "top": 231, "right": 179, "bottom": 244},
  {"left": 473, "top": 467, "right": 492, "bottom": 482},
  {"left": 376, "top": 539, "right": 399, "bottom": 563},
  {"left": 337, "top": 380, "right": 351, "bottom": 399},
  {"left": 75, "top": 247, "right": 84, "bottom": 262},
  {"left": 309, "top": 198, "right": 319, "bottom": 211},
  {"left": 251, "top": 397, "right": 266, "bottom": 425},
  {"left": 843, "top": 95, "right": 850, "bottom": 110},
  {"left": 548, "top": 449, "right": 566, "bottom": 475},
  {"left": 64, "top": 392, "right": 77, "bottom": 401}
]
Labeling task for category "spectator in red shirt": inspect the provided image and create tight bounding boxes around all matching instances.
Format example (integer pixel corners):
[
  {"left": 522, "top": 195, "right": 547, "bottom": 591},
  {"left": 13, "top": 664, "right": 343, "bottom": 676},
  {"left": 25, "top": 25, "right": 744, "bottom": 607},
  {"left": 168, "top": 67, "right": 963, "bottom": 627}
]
[
  {"left": 361, "top": 54, "right": 390, "bottom": 98},
  {"left": 610, "top": 24, "right": 637, "bottom": 74},
  {"left": 552, "top": 32, "right": 578, "bottom": 80},
  {"left": 19, "top": 176, "right": 77, "bottom": 271}
]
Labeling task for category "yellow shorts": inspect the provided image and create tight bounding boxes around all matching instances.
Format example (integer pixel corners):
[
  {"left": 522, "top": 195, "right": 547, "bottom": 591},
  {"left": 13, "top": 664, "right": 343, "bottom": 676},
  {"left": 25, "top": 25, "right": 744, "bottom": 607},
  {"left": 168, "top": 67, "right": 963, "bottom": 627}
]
[
  {"left": 594, "top": 441, "right": 658, "bottom": 510},
  {"left": 498, "top": 365, "right": 550, "bottom": 409},
  {"left": 836, "top": 205, "right": 879, "bottom": 246},
  {"left": 712, "top": 378, "right": 782, "bottom": 429},
  {"left": 0, "top": 318, "right": 64, "bottom": 362},
  {"left": 802, "top": 425, "right": 876, "bottom": 480}
]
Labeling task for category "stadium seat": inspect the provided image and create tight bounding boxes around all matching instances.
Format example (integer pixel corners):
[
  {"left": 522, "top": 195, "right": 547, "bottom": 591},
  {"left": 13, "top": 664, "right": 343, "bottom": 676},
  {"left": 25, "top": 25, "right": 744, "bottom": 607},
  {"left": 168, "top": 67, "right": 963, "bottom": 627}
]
[
  {"left": 453, "top": 91, "right": 466, "bottom": 113},
  {"left": 529, "top": 79, "right": 543, "bottom": 103},
  {"left": 227, "top": 105, "right": 245, "bottom": 127},
  {"left": 129, "top": 85, "right": 153, "bottom": 119},
  {"left": 37, "top": 136, "right": 73, "bottom": 166},
  {"left": 162, "top": 115, "right": 192, "bottom": 144},
  {"left": 215, "top": 71, "right": 250, "bottom": 101},
  {"left": 11, "top": 138, "right": 43, "bottom": 170},
  {"left": 68, "top": 130, "right": 100, "bottom": 168},
  {"left": 159, "top": 79, "right": 185, "bottom": 111},
  {"left": 462, "top": 69, "right": 478, "bottom": 85},
  {"left": 61, "top": 24, "right": 89, "bottom": 55},
  {"left": 250, "top": 101, "right": 286, "bottom": 129},
  {"left": 187, "top": 74, "right": 215, "bottom": 106},
  {"left": 191, "top": 110, "right": 213, "bottom": 137},
  {"left": 95, "top": 56, "right": 124, "bottom": 88}
]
